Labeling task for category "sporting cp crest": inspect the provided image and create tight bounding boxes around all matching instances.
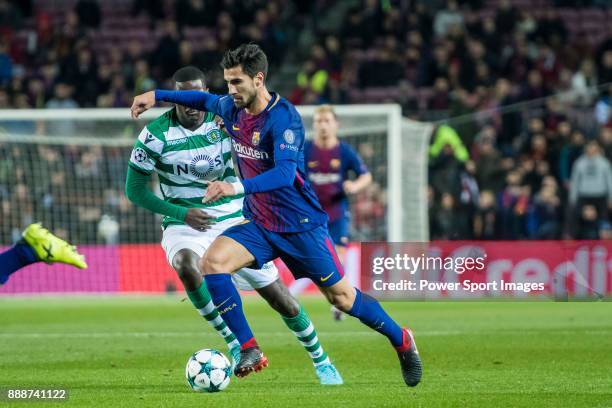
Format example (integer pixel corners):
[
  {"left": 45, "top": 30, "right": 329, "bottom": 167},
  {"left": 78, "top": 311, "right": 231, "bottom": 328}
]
[
  {"left": 205, "top": 129, "right": 221, "bottom": 144},
  {"left": 252, "top": 131, "right": 261, "bottom": 146}
]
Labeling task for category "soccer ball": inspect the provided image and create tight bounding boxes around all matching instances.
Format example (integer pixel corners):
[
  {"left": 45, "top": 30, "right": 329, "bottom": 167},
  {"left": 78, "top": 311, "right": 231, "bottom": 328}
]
[{"left": 185, "top": 349, "right": 232, "bottom": 393}]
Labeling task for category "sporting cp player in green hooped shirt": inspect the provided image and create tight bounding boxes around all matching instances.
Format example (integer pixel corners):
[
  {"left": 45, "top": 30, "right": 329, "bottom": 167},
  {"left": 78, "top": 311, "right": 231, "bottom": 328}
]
[{"left": 125, "top": 66, "right": 342, "bottom": 385}]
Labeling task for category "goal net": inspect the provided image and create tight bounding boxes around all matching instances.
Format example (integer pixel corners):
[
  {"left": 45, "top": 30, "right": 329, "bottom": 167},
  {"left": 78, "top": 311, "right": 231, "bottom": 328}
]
[{"left": 0, "top": 105, "right": 433, "bottom": 294}]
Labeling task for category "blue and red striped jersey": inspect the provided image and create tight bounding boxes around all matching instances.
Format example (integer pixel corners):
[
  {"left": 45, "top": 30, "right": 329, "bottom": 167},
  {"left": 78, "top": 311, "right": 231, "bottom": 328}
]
[
  {"left": 155, "top": 90, "right": 328, "bottom": 232},
  {"left": 304, "top": 140, "right": 368, "bottom": 222}
]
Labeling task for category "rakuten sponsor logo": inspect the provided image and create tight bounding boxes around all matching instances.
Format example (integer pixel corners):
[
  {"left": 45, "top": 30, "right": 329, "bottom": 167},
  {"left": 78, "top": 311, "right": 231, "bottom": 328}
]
[{"left": 232, "top": 140, "right": 270, "bottom": 160}]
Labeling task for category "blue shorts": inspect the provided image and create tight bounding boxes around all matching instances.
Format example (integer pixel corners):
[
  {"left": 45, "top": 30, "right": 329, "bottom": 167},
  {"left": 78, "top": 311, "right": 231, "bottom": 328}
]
[
  {"left": 221, "top": 221, "right": 344, "bottom": 287},
  {"left": 328, "top": 217, "right": 350, "bottom": 246}
]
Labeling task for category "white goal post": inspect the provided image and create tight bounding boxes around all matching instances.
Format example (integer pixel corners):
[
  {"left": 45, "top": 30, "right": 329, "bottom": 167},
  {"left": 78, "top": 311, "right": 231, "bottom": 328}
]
[{"left": 0, "top": 105, "right": 433, "bottom": 242}]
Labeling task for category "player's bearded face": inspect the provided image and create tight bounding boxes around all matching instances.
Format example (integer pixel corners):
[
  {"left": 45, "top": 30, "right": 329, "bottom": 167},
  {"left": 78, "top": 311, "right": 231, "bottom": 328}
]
[{"left": 224, "top": 67, "right": 260, "bottom": 109}]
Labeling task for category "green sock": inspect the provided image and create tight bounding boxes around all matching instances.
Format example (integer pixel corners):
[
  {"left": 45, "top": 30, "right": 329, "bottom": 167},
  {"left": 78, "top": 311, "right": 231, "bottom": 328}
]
[
  {"left": 282, "top": 306, "right": 330, "bottom": 366},
  {"left": 187, "top": 281, "right": 240, "bottom": 351}
]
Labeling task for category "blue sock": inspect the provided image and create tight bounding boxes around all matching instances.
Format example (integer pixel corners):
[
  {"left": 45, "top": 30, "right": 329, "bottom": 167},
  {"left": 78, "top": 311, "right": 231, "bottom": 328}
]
[
  {"left": 0, "top": 242, "right": 39, "bottom": 284},
  {"left": 347, "top": 288, "right": 404, "bottom": 348},
  {"left": 204, "top": 273, "right": 255, "bottom": 348}
]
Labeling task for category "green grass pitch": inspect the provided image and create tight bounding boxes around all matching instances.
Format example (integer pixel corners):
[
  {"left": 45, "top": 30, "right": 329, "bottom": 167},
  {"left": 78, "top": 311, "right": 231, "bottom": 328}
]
[{"left": 1, "top": 296, "right": 611, "bottom": 407}]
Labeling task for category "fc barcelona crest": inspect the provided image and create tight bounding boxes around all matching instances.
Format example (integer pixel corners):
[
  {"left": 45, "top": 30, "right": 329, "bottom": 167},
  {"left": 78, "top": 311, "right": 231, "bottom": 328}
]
[{"left": 252, "top": 131, "right": 261, "bottom": 146}]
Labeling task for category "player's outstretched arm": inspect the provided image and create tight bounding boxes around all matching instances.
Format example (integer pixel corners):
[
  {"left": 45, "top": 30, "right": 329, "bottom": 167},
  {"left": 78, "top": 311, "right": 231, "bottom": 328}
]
[
  {"left": 233, "top": 121, "right": 304, "bottom": 194},
  {"left": 342, "top": 143, "right": 372, "bottom": 194},
  {"left": 344, "top": 172, "right": 372, "bottom": 195},
  {"left": 130, "top": 90, "right": 227, "bottom": 119}
]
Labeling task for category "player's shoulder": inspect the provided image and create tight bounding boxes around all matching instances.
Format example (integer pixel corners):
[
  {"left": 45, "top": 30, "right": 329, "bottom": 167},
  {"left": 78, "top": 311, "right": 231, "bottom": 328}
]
[
  {"left": 144, "top": 108, "right": 178, "bottom": 142},
  {"left": 267, "top": 95, "right": 303, "bottom": 144},
  {"left": 339, "top": 141, "right": 365, "bottom": 165},
  {"left": 217, "top": 94, "right": 238, "bottom": 119},
  {"left": 271, "top": 93, "right": 296, "bottom": 111},
  {"left": 339, "top": 140, "right": 358, "bottom": 155},
  {"left": 268, "top": 94, "right": 301, "bottom": 123}
]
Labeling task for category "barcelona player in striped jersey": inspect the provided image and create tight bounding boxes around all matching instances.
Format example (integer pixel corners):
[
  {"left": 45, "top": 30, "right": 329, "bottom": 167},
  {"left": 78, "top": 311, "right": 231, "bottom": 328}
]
[
  {"left": 125, "top": 66, "right": 342, "bottom": 385},
  {"left": 130, "top": 44, "right": 422, "bottom": 387}
]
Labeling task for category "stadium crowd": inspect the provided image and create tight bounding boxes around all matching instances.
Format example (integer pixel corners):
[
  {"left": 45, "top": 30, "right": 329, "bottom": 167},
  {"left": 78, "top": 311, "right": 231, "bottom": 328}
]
[
  {"left": 0, "top": 142, "right": 157, "bottom": 244},
  {"left": 0, "top": 0, "right": 611, "bottom": 242}
]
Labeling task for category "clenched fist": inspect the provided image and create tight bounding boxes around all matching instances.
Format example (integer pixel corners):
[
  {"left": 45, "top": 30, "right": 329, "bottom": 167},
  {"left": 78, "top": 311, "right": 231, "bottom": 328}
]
[{"left": 130, "top": 91, "right": 156, "bottom": 119}]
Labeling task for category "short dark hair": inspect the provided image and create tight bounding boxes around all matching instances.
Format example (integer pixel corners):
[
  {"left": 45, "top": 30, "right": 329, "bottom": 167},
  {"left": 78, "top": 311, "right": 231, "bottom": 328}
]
[
  {"left": 220, "top": 43, "right": 268, "bottom": 80},
  {"left": 172, "top": 66, "right": 206, "bottom": 85}
]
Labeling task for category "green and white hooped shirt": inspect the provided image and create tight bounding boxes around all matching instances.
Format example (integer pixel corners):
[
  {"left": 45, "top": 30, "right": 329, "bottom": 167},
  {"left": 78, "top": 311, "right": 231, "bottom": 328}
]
[{"left": 129, "top": 109, "right": 243, "bottom": 229}]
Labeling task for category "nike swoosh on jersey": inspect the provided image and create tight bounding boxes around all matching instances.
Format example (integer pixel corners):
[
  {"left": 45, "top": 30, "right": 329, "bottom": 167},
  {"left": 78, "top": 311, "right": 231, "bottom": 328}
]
[{"left": 320, "top": 272, "right": 335, "bottom": 282}]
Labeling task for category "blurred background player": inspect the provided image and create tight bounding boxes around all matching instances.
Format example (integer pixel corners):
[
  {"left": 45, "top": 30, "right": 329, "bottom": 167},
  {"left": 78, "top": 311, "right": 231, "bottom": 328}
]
[
  {"left": 0, "top": 223, "right": 87, "bottom": 285},
  {"left": 304, "top": 104, "right": 372, "bottom": 321},
  {"left": 125, "top": 66, "right": 342, "bottom": 385}
]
